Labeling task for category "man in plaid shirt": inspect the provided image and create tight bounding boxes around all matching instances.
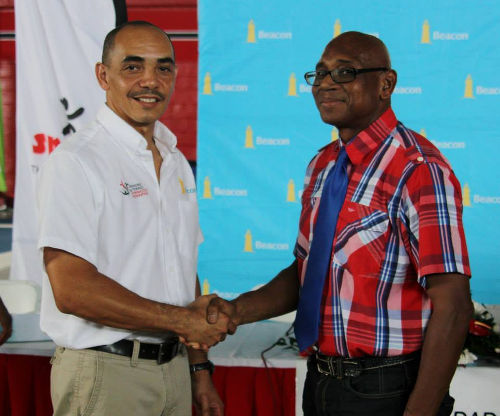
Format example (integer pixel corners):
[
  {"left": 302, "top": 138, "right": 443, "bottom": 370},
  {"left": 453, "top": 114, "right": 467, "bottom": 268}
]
[{"left": 204, "top": 31, "right": 472, "bottom": 416}]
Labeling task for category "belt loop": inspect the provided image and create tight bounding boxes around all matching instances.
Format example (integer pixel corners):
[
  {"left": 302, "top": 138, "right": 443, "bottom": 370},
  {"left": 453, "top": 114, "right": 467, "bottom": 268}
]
[
  {"left": 336, "top": 358, "right": 343, "bottom": 380},
  {"left": 131, "top": 340, "right": 140, "bottom": 367}
]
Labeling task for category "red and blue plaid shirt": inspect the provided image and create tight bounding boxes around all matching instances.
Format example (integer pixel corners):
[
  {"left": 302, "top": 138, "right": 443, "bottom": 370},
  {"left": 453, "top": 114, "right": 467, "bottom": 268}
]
[{"left": 294, "top": 108, "right": 470, "bottom": 357}]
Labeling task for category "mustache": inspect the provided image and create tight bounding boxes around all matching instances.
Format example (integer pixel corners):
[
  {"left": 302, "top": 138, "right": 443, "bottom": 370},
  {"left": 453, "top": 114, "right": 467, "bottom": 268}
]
[{"left": 128, "top": 90, "right": 165, "bottom": 100}]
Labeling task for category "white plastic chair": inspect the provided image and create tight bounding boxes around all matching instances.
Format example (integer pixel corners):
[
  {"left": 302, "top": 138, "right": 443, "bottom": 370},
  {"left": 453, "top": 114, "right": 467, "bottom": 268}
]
[{"left": 0, "top": 280, "right": 40, "bottom": 314}]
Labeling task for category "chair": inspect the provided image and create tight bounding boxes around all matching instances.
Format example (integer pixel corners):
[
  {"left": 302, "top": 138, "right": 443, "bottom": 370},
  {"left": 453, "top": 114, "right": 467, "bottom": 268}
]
[{"left": 0, "top": 280, "right": 41, "bottom": 314}]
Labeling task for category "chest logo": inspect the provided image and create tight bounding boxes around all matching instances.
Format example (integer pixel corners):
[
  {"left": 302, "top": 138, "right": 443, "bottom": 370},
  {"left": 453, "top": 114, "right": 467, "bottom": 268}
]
[
  {"left": 120, "top": 181, "right": 148, "bottom": 198},
  {"left": 178, "top": 177, "right": 196, "bottom": 194}
]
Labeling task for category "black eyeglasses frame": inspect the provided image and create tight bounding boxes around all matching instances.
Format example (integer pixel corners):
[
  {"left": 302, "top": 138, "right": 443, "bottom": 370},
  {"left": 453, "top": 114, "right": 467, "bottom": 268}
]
[{"left": 304, "top": 67, "right": 389, "bottom": 86}]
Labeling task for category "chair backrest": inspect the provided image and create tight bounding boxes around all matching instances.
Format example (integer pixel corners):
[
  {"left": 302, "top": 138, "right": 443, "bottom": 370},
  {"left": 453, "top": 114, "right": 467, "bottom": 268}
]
[{"left": 0, "top": 280, "right": 40, "bottom": 314}]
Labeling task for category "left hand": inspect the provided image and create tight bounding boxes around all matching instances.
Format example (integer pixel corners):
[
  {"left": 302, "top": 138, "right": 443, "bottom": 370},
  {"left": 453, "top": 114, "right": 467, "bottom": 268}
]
[{"left": 191, "top": 370, "right": 224, "bottom": 416}]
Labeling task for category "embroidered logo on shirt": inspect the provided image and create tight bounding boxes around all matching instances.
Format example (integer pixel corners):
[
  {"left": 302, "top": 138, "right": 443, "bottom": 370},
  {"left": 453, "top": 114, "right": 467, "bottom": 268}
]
[
  {"left": 120, "top": 181, "right": 148, "bottom": 198},
  {"left": 179, "top": 177, "right": 196, "bottom": 194}
]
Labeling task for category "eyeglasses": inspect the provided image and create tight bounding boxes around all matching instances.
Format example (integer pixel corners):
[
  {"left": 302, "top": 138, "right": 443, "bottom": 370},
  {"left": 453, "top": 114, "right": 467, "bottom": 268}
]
[{"left": 304, "top": 67, "right": 388, "bottom": 86}]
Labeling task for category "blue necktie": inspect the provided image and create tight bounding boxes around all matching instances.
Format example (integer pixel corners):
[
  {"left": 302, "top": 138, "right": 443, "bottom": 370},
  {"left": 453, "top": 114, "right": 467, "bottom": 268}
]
[{"left": 294, "top": 146, "right": 349, "bottom": 351}]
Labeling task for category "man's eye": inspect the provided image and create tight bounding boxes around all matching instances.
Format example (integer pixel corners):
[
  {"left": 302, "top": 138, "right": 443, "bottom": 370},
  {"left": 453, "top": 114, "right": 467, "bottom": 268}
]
[
  {"left": 337, "top": 68, "right": 354, "bottom": 76},
  {"left": 159, "top": 66, "right": 173, "bottom": 73},
  {"left": 124, "top": 64, "right": 140, "bottom": 71},
  {"left": 316, "top": 71, "right": 328, "bottom": 78}
]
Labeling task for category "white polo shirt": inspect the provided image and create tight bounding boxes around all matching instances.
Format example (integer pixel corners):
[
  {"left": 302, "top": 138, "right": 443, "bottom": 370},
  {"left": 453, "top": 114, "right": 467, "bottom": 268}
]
[{"left": 38, "top": 105, "right": 202, "bottom": 349}]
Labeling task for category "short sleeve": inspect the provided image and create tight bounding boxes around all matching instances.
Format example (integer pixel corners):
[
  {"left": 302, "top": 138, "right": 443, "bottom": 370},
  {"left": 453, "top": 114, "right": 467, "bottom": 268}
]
[
  {"left": 402, "top": 162, "right": 471, "bottom": 283},
  {"left": 37, "top": 150, "right": 99, "bottom": 266}
]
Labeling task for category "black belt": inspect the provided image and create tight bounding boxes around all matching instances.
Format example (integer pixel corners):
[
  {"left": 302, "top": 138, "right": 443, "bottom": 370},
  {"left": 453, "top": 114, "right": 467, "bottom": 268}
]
[
  {"left": 89, "top": 338, "right": 180, "bottom": 365},
  {"left": 314, "top": 350, "right": 420, "bottom": 379}
]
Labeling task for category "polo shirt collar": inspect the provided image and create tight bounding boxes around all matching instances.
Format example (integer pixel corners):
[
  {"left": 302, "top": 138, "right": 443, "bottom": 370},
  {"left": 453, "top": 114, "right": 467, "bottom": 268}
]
[
  {"left": 153, "top": 122, "right": 179, "bottom": 157},
  {"left": 344, "top": 107, "right": 398, "bottom": 165},
  {"left": 96, "top": 104, "right": 178, "bottom": 156}
]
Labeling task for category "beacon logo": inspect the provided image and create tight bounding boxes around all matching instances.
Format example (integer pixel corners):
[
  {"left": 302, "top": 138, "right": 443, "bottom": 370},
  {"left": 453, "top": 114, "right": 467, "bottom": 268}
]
[
  {"left": 463, "top": 183, "right": 500, "bottom": 205},
  {"left": 202, "top": 72, "right": 248, "bottom": 94},
  {"left": 287, "top": 179, "right": 303, "bottom": 203},
  {"left": 333, "top": 19, "right": 341, "bottom": 38},
  {"left": 244, "top": 125, "right": 290, "bottom": 148},
  {"left": 246, "top": 19, "right": 292, "bottom": 42},
  {"left": 463, "top": 183, "right": 471, "bottom": 207},
  {"left": 465, "top": 74, "right": 500, "bottom": 97},
  {"left": 464, "top": 75, "right": 474, "bottom": 98},
  {"left": 288, "top": 73, "right": 313, "bottom": 96},
  {"left": 243, "top": 229, "right": 290, "bottom": 252},
  {"left": 201, "top": 176, "right": 248, "bottom": 199},
  {"left": 332, "top": 128, "right": 339, "bottom": 142},
  {"left": 421, "top": 20, "right": 469, "bottom": 43},
  {"left": 421, "top": 128, "right": 466, "bottom": 149},
  {"left": 202, "top": 279, "right": 210, "bottom": 295}
]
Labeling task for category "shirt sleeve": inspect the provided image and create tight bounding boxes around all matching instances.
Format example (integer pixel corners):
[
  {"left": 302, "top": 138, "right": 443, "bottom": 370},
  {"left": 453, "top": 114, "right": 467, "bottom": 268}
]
[
  {"left": 37, "top": 150, "right": 99, "bottom": 266},
  {"left": 402, "top": 161, "right": 471, "bottom": 285}
]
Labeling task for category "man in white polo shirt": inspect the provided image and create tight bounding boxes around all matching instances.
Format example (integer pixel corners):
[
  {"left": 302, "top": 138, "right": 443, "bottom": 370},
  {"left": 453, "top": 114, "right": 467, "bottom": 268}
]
[{"left": 37, "top": 21, "right": 229, "bottom": 415}]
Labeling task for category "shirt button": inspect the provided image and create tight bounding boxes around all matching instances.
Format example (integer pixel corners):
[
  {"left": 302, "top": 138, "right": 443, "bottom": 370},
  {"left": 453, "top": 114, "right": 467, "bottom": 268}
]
[{"left": 417, "top": 156, "right": 424, "bottom": 162}]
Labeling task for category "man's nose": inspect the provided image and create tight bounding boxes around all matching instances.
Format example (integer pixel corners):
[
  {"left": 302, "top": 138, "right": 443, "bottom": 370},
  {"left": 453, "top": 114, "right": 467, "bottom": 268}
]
[{"left": 139, "top": 67, "right": 159, "bottom": 88}]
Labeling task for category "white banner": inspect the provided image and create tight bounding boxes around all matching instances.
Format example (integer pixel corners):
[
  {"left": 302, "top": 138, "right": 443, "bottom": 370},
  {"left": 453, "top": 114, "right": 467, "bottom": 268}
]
[{"left": 12, "top": 0, "right": 122, "bottom": 284}]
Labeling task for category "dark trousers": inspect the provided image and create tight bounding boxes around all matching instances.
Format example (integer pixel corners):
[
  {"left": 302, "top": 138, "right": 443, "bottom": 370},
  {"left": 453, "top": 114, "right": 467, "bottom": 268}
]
[{"left": 303, "top": 354, "right": 455, "bottom": 416}]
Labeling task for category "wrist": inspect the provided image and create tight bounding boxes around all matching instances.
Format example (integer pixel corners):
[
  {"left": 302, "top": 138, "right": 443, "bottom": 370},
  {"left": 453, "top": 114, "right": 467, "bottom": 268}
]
[
  {"left": 189, "top": 360, "right": 214, "bottom": 376},
  {"left": 232, "top": 298, "right": 244, "bottom": 326}
]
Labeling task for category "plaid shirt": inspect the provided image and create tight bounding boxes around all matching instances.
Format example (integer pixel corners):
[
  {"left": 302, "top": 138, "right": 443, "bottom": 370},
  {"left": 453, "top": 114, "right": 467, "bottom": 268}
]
[{"left": 294, "top": 108, "right": 470, "bottom": 357}]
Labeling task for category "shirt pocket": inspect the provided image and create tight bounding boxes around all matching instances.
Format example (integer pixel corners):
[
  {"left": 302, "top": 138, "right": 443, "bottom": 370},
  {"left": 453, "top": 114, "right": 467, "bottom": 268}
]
[{"left": 333, "top": 201, "right": 389, "bottom": 270}]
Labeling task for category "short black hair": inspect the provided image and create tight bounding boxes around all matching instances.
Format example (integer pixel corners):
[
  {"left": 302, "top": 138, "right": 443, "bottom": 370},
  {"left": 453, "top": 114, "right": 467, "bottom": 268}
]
[{"left": 101, "top": 20, "right": 175, "bottom": 65}]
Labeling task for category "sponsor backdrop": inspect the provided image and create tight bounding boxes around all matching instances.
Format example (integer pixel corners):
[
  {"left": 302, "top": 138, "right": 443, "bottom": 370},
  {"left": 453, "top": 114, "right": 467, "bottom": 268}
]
[
  {"left": 11, "top": 0, "right": 123, "bottom": 284},
  {"left": 197, "top": 1, "right": 500, "bottom": 304}
]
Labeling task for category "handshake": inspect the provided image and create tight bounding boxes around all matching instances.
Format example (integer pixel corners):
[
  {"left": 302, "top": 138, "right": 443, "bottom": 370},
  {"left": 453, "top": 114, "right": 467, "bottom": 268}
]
[{"left": 178, "top": 294, "right": 239, "bottom": 351}]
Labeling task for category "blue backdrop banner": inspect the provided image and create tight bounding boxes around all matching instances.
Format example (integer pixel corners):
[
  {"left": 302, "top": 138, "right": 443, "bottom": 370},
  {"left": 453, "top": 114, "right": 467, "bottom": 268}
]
[{"left": 197, "top": 1, "right": 500, "bottom": 304}]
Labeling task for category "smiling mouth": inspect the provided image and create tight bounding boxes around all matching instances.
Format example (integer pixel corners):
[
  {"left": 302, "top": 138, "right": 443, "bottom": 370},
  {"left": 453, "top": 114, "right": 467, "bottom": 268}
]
[
  {"left": 134, "top": 97, "right": 161, "bottom": 103},
  {"left": 320, "top": 99, "right": 344, "bottom": 106}
]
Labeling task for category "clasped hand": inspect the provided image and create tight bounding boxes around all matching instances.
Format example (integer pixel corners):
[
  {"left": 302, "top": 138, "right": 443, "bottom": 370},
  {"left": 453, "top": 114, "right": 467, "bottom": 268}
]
[{"left": 179, "top": 294, "right": 238, "bottom": 351}]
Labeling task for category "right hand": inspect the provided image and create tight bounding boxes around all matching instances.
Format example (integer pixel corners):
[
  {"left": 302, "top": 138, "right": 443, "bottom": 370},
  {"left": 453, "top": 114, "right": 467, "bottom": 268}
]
[{"left": 180, "top": 295, "right": 231, "bottom": 350}]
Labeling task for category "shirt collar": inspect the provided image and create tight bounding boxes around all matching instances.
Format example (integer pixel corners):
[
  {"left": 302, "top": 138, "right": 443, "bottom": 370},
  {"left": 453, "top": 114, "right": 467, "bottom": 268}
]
[
  {"left": 344, "top": 107, "right": 398, "bottom": 165},
  {"left": 96, "top": 104, "right": 178, "bottom": 156}
]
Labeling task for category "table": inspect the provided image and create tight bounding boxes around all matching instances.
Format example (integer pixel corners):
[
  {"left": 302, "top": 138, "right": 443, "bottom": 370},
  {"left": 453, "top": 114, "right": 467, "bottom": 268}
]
[
  {"left": 1, "top": 320, "right": 499, "bottom": 416},
  {"left": 0, "top": 321, "right": 299, "bottom": 416}
]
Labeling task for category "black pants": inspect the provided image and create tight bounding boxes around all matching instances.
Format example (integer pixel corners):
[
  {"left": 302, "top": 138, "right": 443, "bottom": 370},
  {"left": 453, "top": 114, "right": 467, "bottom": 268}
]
[{"left": 303, "top": 354, "right": 455, "bottom": 416}]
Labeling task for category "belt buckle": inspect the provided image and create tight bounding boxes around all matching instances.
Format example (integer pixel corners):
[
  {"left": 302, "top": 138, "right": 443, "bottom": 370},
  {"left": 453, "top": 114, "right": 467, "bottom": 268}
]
[
  {"left": 157, "top": 341, "right": 176, "bottom": 365},
  {"left": 316, "top": 359, "right": 330, "bottom": 376}
]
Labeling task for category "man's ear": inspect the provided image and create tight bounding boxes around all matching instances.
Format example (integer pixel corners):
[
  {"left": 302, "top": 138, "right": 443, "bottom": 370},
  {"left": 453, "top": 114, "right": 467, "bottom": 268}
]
[
  {"left": 95, "top": 62, "right": 110, "bottom": 91},
  {"left": 380, "top": 69, "right": 397, "bottom": 99}
]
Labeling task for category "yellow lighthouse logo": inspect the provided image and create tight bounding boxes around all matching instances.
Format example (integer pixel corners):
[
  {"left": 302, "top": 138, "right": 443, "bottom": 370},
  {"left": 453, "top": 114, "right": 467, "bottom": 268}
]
[
  {"left": 331, "top": 128, "right": 339, "bottom": 142},
  {"left": 178, "top": 178, "right": 186, "bottom": 194},
  {"left": 203, "top": 73, "right": 213, "bottom": 95},
  {"left": 245, "top": 125, "right": 254, "bottom": 148},
  {"left": 464, "top": 75, "right": 474, "bottom": 98},
  {"left": 421, "top": 20, "right": 431, "bottom": 44},
  {"left": 202, "top": 278, "right": 210, "bottom": 295},
  {"left": 247, "top": 19, "right": 256, "bottom": 43},
  {"left": 287, "top": 179, "right": 297, "bottom": 202},
  {"left": 288, "top": 73, "right": 298, "bottom": 96},
  {"left": 203, "top": 176, "right": 213, "bottom": 199},
  {"left": 419, "top": 128, "right": 427, "bottom": 138},
  {"left": 333, "top": 19, "right": 341, "bottom": 38},
  {"left": 462, "top": 183, "right": 471, "bottom": 207},
  {"left": 244, "top": 230, "right": 253, "bottom": 252}
]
